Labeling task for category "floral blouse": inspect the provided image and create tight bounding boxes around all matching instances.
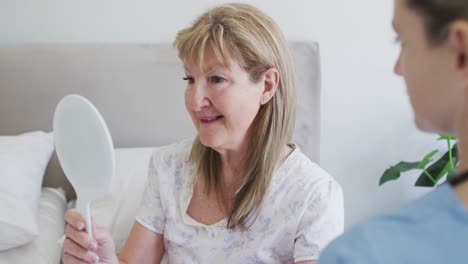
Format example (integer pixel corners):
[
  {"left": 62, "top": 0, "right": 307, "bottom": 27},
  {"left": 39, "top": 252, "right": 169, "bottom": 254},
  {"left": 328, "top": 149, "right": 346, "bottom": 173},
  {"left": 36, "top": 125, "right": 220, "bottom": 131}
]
[{"left": 136, "top": 139, "right": 343, "bottom": 263}]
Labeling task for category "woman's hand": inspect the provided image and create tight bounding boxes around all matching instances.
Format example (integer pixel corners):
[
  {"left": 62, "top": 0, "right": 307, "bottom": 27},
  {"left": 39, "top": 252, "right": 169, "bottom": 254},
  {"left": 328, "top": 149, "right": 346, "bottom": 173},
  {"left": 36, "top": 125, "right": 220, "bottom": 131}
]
[{"left": 62, "top": 208, "right": 119, "bottom": 264}]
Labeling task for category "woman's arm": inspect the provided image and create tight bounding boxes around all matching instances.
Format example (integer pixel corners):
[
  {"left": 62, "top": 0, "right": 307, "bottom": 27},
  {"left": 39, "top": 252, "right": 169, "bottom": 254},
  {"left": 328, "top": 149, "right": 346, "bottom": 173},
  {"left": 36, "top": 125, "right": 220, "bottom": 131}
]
[{"left": 118, "top": 221, "right": 165, "bottom": 264}]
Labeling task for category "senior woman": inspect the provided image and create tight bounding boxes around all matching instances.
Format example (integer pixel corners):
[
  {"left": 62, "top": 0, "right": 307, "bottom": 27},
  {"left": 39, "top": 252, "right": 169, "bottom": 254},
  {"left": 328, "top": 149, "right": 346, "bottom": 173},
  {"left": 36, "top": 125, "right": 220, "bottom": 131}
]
[{"left": 62, "top": 3, "right": 344, "bottom": 264}]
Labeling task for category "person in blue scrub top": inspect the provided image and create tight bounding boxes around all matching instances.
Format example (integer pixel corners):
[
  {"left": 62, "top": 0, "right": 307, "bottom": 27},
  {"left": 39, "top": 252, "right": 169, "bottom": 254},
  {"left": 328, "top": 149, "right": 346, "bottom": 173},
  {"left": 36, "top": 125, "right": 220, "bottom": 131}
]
[{"left": 319, "top": 0, "right": 468, "bottom": 263}]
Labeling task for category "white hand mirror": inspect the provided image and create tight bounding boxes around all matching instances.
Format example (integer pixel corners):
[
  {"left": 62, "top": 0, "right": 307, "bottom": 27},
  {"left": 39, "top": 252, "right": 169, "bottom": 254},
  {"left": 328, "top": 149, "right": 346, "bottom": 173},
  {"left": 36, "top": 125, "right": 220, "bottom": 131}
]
[{"left": 53, "top": 94, "right": 115, "bottom": 239}]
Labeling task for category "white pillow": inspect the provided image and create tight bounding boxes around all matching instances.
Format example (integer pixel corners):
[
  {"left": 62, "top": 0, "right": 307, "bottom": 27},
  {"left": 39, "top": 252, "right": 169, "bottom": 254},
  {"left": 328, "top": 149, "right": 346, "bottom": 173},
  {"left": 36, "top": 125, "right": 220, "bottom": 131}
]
[
  {"left": 0, "top": 187, "right": 67, "bottom": 264},
  {"left": 91, "top": 147, "right": 156, "bottom": 252},
  {"left": 0, "top": 131, "right": 55, "bottom": 250}
]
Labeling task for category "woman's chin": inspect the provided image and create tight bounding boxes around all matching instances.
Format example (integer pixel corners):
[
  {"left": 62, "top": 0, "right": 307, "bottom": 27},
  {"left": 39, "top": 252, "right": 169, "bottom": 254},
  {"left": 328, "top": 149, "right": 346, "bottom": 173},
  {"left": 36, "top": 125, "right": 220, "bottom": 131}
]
[{"left": 199, "top": 135, "right": 220, "bottom": 149}]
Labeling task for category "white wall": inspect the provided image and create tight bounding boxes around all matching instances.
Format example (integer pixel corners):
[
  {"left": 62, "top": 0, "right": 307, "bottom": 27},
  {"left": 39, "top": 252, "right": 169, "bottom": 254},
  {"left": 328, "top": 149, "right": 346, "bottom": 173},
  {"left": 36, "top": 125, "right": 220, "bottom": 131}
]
[{"left": 0, "top": 0, "right": 444, "bottom": 227}]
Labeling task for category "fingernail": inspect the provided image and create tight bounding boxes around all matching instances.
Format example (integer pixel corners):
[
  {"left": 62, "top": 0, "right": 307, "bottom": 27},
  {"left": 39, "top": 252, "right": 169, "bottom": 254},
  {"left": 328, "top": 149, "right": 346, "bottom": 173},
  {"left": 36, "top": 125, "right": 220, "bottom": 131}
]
[
  {"left": 77, "top": 222, "right": 84, "bottom": 230},
  {"left": 89, "top": 252, "right": 99, "bottom": 263},
  {"left": 90, "top": 241, "right": 98, "bottom": 250}
]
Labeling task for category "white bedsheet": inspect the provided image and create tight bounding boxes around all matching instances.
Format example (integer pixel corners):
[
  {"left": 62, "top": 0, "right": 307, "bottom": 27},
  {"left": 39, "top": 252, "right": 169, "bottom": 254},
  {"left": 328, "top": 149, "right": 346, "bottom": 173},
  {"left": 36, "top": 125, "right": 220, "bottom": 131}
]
[{"left": 0, "top": 187, "right": 67, "bottom": 264}]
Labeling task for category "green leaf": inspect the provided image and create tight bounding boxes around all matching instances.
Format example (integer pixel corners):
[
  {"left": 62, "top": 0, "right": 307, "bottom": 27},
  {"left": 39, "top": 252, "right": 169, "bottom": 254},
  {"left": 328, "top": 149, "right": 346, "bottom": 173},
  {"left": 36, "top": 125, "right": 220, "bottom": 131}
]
[
  {"left": 435, "top": 161, "right": 453, "bottom": 183},
  {"left": 415, "top": 144, "right": 457, "bottom": 187},
  {"left": 418, "top": 150, "right": 438, "bottom": 169},
  {"left": 446, "top": 167, "right": 458, "bottom": 182},
  {"left": 379, "top": 161, "right": 420, "bottom": 186},
  {"left": 437, "top": 134, "right": 457, "bottom": 141},
  {"left": 451, "top": 143, "right": 459, "bottom": 167},
  {"left": 454, "top": 143, "right": 459, "bottom": 161},
  {"left": 446, "top": 143, "right": 459, "bottom": 182}
]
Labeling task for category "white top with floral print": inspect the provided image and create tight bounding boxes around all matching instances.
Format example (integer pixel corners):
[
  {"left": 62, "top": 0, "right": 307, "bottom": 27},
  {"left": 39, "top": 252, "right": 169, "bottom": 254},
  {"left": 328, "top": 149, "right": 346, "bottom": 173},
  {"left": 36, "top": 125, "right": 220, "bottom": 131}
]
[{"left": 136, "top": 139, "right": 343, "bottom": 263}]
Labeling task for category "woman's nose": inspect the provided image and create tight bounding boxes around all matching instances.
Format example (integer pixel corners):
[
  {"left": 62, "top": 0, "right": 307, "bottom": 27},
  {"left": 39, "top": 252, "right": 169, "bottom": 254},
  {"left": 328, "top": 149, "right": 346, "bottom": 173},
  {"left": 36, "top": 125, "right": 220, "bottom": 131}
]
[{"left": 186, "top": 83, "right": 210, "bottom": 110}]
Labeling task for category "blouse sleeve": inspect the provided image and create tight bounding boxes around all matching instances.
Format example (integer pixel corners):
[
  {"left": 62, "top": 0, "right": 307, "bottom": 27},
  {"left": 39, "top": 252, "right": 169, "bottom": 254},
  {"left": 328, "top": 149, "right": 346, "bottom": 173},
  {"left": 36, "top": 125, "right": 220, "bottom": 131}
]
[
  {"left": 135, "top": 151, "right": 166, "bottom": 234},
  {"left": 294, "top": 179, "right": 344, "bottom": 262}
]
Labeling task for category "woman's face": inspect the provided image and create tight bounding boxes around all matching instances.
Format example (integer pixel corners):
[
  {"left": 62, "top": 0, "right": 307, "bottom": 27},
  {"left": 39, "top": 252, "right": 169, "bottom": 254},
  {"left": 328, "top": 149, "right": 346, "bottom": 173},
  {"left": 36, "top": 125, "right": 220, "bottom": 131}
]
[
  {"left": 183, "top": 54, "right": 265, "bottom": 152},
  {"left": 393, "top": 0, "right": 460, "bottom": 133}
]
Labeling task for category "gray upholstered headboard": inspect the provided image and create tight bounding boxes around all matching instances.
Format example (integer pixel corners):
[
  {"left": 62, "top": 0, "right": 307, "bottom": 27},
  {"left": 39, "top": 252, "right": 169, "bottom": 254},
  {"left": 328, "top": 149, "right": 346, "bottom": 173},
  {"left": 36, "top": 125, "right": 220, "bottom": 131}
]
[{"left": 0, "top": 42, "right": 321, "bottom": 200}]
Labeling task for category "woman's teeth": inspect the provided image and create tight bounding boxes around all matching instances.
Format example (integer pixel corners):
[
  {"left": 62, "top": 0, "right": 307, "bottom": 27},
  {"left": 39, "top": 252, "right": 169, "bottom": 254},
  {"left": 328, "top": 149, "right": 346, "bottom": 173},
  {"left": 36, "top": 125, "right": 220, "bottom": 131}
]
[{"left": 201, "top": 115, "right": 223, "bottom": 122}]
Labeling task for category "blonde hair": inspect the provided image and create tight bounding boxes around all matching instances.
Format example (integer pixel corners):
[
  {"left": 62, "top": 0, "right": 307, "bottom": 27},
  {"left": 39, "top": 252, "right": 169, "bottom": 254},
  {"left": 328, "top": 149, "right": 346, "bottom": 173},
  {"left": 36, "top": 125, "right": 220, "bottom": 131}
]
[{"left": 174, "top": 3, "right": 296, "bottom": 229}]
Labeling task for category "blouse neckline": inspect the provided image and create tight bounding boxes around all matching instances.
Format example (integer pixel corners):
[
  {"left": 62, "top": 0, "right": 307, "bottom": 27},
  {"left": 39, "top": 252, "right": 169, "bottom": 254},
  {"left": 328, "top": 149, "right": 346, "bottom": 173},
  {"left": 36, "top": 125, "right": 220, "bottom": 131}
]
[{"left": 180, "top": 144, "right": 300, "bottom": 229}]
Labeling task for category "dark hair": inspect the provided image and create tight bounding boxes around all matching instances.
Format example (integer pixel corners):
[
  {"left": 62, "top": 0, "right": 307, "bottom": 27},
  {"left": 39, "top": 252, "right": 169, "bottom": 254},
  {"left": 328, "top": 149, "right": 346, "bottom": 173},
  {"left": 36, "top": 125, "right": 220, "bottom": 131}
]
[{"left": 407, "top": 0, "right": 468, "bottom": 44}]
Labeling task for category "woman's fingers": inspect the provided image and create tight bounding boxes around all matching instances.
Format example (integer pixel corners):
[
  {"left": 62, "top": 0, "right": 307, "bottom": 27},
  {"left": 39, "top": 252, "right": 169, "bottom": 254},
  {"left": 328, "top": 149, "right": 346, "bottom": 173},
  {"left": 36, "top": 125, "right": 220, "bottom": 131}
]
[
  {"left": 65, "top": 224, "right": 98, "bottom": 250},
  {"left": 63, "top": 208, "right": 117, "bottom": 263},
  {"left": 62, "top": 238, "right": 100, "bottom": 264},
  {"left": 65, "top": 209, "right": 86, "bottom": 231},
  {"left": 62, "top": 253, "right": 89, "bottom": 264}
]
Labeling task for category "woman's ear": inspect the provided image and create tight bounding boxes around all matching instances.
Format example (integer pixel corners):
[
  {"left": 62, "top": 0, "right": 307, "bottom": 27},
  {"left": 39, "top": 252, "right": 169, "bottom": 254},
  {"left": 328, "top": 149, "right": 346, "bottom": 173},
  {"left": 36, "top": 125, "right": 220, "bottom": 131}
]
[
  {"left": 260, "top": 68, "right": 280, "bottom": 105},
  {"left": 449, "top": 21, "right": 468, "bottom": 81}
]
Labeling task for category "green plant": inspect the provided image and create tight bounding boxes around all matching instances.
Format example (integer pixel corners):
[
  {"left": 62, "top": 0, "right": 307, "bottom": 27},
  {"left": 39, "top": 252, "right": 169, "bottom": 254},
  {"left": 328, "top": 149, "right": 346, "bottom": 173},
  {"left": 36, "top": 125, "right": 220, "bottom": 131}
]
[{"left": 379, "top": 135, "right": 459, "bottom": 187}]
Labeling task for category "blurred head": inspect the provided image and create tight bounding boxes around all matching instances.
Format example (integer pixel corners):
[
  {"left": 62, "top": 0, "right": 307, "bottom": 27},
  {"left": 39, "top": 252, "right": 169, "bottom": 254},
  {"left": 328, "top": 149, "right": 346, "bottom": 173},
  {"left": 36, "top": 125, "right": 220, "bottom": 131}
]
[
  {"left": 173, "top": 3, "right": 296, "bottom": 228},
  {"left": 393, "top": 0, "right": 468, "bottom": 134}
]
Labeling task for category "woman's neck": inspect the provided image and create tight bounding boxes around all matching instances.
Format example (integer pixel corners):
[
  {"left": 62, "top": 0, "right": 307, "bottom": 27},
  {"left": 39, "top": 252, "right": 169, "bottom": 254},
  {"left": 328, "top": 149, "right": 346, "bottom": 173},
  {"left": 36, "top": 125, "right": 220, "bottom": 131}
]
[{"left": 218, "top": 144, "right": 293, "bottom": 188}]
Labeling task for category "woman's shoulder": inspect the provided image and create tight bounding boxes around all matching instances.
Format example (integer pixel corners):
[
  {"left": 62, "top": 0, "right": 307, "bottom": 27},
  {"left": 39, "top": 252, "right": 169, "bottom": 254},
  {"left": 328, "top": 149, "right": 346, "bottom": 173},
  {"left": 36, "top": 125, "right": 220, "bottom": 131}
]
[
  {"left": 271, "top": 144, "right": 343, "bottom": 206},
  {"left": 149, "top": 138, "right": 193, "bottom": 169},
  {"left": 282, "top": 145, "right": 340, "bottom": 189}
]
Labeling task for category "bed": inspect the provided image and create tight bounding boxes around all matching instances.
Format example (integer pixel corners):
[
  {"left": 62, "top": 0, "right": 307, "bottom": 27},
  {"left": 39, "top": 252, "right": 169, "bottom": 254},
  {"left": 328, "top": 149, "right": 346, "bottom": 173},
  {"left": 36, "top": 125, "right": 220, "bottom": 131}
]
[{"left": 0, "top": 42, "right": 321, "bottom": 263}]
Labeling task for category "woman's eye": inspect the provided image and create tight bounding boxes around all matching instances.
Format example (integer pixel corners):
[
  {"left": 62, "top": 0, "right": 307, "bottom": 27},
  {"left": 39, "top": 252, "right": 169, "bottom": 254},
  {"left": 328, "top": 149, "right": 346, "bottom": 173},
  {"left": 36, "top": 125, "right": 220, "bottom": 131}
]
[
  {"left": 183, "top": 77, "right": 194, "bottom": 84},
  {"left": 210, "top": 76, "right": 225, "bottom": 83}
]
